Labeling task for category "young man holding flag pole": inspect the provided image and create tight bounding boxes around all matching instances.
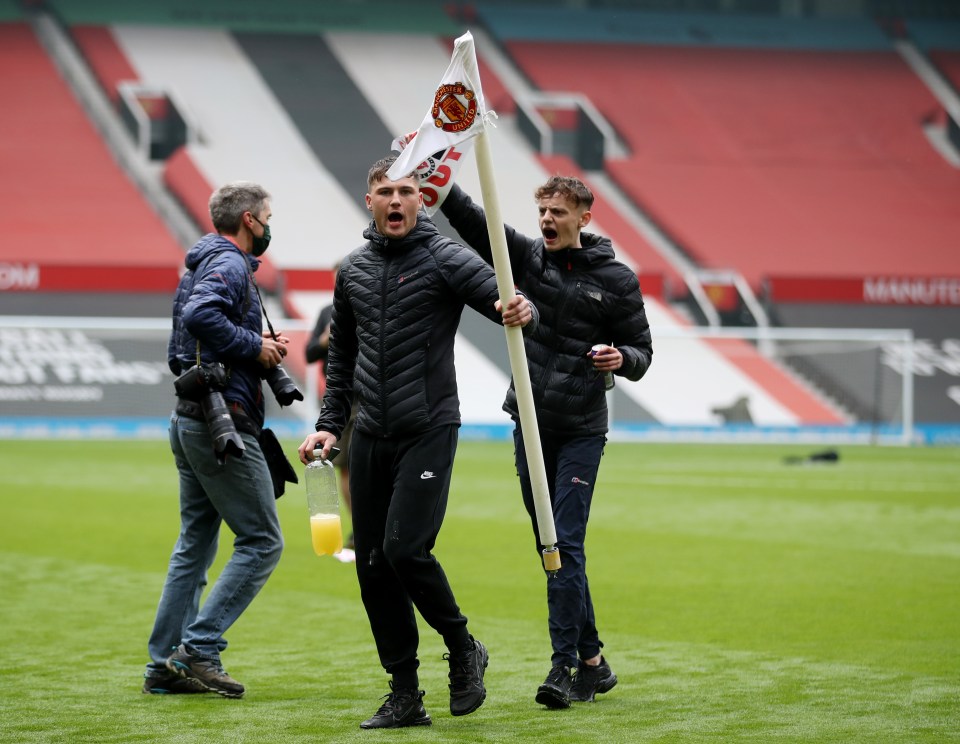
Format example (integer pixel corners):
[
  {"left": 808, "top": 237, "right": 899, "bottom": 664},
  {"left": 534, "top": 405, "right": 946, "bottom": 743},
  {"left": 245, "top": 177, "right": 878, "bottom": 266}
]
[
  {"left": 299, "top": 154, "right": 536, "bottom": 729},
  {"left": 389, "top": 32, "right": 561, "bottom": 578}
]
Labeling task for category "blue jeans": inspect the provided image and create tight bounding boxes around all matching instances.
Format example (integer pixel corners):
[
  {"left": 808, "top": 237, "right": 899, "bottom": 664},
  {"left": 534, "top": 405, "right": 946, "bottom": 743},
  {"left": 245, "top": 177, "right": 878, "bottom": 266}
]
[
  {"left": 514, "top": 426, "right": 606, "bottom": 670},
  {"left": 145, "top": 413, "right": 283, "bottom": 675}
]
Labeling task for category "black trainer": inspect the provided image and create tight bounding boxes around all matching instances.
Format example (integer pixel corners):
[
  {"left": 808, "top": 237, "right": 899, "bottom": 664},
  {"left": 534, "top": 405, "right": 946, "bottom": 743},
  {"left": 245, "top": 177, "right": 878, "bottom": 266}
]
[
  {"left": 142, "top": 671, "right": 209, "bottom": 695},
  {"left": 165, "top": 644, "right": 245, "bottom": 698},
  {"left": 536, "top": 664, "right": 573, "bottom": 709},
  {"left": 445, "top": 636, "right": 488, "bottom": 716},
  {"left": 569, "top": 656, "right": 618, "bottom": 702},
  {"left": 359, "top": 683, "right": 432, "bottom": 729}
]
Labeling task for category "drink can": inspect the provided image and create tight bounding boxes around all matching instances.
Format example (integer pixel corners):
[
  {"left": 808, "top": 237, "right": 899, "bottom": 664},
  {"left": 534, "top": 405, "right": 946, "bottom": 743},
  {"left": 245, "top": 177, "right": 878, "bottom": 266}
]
[{"left": 591, "top": 345, "right": 615, "bottom": 391}]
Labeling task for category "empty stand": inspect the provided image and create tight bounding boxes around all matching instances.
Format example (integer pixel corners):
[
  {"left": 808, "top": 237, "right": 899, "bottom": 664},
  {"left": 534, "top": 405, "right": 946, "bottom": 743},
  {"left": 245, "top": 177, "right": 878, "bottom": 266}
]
[
  {"left": 109, "top": 25, "right": 368, "bottom": 283},
  {"left": 910, "top": 18, "right": 960, "bottom": 115},
  {"left": 503, "top": 39, "right": 960, "bottom": 291},
  {"left": 238, "top": 31, "right": 390, "bottom": 205},
  {"left": 0, "top": 23, "right": 184, "bottom": 293},
  {"left": 69, "top": 24, "right": 137, "bottom": 104},
  {"left": 929, "top": 51, "right": 960, "bottom": 90},
  {"left": 162, "top": 146, "right": 215, "bottom": 234}
]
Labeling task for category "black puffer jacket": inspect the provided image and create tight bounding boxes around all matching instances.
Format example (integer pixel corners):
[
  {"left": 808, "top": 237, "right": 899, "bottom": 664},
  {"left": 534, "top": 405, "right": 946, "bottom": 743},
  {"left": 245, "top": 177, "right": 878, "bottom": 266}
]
[
  {"left": 315, "top": 213, "right": 538, "bottom": 439},
  {"left": 441, "top": 184, "right": 652, "bottom": 436}
]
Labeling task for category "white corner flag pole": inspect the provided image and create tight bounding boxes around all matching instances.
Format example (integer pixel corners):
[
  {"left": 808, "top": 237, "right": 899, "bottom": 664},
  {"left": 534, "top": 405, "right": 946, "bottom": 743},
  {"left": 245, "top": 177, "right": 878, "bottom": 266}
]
[{"left": 473, "top": 130, "right": 561, "bottom": 575}]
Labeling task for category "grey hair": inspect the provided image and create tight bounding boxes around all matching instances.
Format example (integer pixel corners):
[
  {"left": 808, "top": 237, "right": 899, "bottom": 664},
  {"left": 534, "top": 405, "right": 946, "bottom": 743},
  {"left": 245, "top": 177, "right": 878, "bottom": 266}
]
[{"left": 209, "top": 181, "right": 271, "bottom": 234}]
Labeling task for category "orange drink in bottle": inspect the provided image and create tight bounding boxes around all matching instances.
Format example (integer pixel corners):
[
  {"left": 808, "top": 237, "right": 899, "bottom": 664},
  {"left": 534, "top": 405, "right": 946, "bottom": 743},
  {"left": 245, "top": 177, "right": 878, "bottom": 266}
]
[{"left": 310, "top": 512, "right": 343, "bottom": 556}]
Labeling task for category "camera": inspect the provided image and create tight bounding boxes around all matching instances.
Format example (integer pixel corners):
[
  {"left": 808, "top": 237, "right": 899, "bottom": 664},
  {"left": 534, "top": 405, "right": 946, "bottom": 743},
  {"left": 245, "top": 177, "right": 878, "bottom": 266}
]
[
  {"left": 263, "top": 365, "right": 303, "bottom": 407},
  {"left": 174, "top": 362, "right": 229, "bottom": 400},
  {"left": 175, "top": 363, "right": 245, "bottom": 463}
]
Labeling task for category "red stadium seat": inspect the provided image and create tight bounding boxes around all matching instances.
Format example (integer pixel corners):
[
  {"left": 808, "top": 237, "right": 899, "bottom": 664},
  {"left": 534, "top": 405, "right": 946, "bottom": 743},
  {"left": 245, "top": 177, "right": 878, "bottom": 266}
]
[
  {"left": 0, "top": 23, "right": 184, "bottom": 292},
  {"left": 507, "top": 41, "right": 960, "bottom": 292}
]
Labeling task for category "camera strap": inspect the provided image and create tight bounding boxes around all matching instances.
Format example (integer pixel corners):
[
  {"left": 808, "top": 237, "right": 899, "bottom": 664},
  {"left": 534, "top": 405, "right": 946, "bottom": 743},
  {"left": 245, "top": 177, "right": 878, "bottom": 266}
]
[
  {"left": 244, "top": 263, "right": 277, "bottom": 341},
  {"left": 241, "top": 260, "right": 290, "bottom": 369},
  {"left": 191, "top": 338, "right": 230, "bottom": 379}
]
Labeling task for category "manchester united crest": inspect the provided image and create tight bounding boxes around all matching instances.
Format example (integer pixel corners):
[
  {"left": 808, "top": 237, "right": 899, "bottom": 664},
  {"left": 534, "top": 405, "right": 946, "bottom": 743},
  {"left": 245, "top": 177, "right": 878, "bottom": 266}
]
[{"left": 431, "top": 82, "right": 478, "bottom": 133}]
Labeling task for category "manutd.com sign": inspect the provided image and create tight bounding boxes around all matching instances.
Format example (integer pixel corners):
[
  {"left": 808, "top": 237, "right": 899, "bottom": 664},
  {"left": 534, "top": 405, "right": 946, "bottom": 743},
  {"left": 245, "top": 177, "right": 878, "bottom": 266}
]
[
  {"left": 0, "top": 263, "right": 39, "bottom": 290},
  {"left": 862, "top": 277, "right": 960, "bottom": 305},
  {"left": 0, "top": 262, "right": 179, "bottom": 292},
  {"left": 766, "top": 276, "right": 960, "bottom": 306}
]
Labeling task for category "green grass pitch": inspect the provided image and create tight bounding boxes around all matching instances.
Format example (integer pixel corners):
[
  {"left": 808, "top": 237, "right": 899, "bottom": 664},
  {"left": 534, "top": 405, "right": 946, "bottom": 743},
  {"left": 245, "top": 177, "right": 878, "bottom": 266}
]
[{"left": 0, "top": 439, "right": 958, "bottom": 743}]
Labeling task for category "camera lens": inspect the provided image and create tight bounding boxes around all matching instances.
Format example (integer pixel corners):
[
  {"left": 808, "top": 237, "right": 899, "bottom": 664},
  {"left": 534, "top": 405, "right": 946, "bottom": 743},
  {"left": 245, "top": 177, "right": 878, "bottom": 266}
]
[
  {"left": 200, "top": 391, "right": 246, "bottom": 463},
  {"left": 264, "top": 366, "right": 303, "bottom": 407}
]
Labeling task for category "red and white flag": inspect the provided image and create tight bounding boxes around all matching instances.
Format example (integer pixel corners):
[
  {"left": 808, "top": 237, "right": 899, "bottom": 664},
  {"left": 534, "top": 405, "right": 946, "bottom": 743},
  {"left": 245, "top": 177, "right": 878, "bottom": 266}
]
[{"left": 389, "top": 31, "right": 489, "bottom": 214}]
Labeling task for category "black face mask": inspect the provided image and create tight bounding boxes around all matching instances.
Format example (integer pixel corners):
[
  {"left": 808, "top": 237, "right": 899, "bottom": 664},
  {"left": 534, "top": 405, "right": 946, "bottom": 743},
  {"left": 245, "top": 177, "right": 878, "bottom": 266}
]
[{"left": 251, "top": 215, "right": 271, "bottom": 257}]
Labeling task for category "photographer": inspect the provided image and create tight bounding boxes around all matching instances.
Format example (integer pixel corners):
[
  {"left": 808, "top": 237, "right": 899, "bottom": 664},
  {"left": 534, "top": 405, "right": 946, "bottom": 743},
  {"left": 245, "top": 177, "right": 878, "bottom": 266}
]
[{"left": 143, "top": 182, "right": 287, "bottom": 699}]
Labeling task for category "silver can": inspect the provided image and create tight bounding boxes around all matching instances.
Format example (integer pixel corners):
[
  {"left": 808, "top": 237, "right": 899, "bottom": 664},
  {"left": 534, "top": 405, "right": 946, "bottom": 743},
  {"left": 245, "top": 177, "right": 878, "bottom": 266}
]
[{"left": 591, "top": 345, "right": 615, "bottom": 391}]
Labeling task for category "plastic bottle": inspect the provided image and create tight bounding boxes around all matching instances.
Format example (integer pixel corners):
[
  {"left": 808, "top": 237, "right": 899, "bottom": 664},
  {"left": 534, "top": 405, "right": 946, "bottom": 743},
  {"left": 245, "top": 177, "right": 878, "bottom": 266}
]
[{"left": 304, "top": 450, "right": 342, "bottom": 556}]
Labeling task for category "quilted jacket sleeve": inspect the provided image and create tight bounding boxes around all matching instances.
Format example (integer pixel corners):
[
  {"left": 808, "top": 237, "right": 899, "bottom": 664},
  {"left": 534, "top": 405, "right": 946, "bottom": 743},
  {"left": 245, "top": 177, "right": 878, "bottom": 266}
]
[
  {"left": 181, "top": 251, "right": 262, "bottom": 363},
  {"left": 434, "top": 234, "right": 539, "bottom": 333}
]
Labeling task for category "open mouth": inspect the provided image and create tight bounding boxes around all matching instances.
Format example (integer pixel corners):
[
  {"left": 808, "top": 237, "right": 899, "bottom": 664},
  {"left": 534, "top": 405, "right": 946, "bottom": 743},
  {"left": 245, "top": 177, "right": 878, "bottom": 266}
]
[
  {"left": 387, "top": 210, "right": 404, "bottom": 227},
  {"left": 542, "top": 228, "right": 558, "bottom": 241}
]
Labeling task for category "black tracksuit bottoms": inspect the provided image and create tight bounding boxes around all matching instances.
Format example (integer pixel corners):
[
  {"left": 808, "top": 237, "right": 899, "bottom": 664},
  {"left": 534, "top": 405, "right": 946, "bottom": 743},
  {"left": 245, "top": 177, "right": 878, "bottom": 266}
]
[{"left": 349, "top": 424, "right": 471, "bottom": 687}]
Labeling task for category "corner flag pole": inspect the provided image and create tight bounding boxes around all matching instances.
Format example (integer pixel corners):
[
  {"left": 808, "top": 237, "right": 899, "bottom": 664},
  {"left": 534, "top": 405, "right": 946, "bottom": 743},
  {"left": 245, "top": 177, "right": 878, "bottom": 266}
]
[{"left": 473, "top": 129, "right": 561, "bottom": 575}]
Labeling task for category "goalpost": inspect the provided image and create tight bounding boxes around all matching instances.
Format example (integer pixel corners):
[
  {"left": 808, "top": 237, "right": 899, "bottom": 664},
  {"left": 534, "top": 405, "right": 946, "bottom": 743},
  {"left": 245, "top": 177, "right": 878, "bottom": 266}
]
[{"left": 610, "top": 326, "right": 915, "bottom": 445}]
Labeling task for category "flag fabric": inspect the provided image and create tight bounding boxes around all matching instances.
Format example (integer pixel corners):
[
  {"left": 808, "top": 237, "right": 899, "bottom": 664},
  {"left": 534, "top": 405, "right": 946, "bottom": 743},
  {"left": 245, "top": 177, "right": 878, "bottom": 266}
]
[{"left": 388, "top": 31, "right": 489, "bottom": 214}]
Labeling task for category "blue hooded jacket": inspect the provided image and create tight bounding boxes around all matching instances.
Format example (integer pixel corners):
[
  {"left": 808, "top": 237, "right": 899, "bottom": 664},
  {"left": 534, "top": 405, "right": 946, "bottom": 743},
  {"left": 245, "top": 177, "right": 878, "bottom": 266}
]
[{"left": 167, "top": 234, "right": 266, "bottom": 425}]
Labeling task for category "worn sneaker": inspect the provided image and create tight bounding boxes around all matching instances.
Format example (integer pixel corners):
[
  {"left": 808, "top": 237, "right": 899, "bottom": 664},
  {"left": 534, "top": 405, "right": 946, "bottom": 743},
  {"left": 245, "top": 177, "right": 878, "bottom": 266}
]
[
  {"left": 445, "top": 636, "right": 488, "bottom": 716},
  {"left": 142, "top": 671, "right": 209, "bottom": 695},
  {"left": 165, "top": 644, "right": 245, "bottom": 699},
  {"left": 359, "top": 683, "right": 432, "bottom": 729},
  {"left": 569, "top": 656, "right": 618, "bottom": 702},
  {"left": 536, "top": 664, "right": 573, "bottom": 709}
]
